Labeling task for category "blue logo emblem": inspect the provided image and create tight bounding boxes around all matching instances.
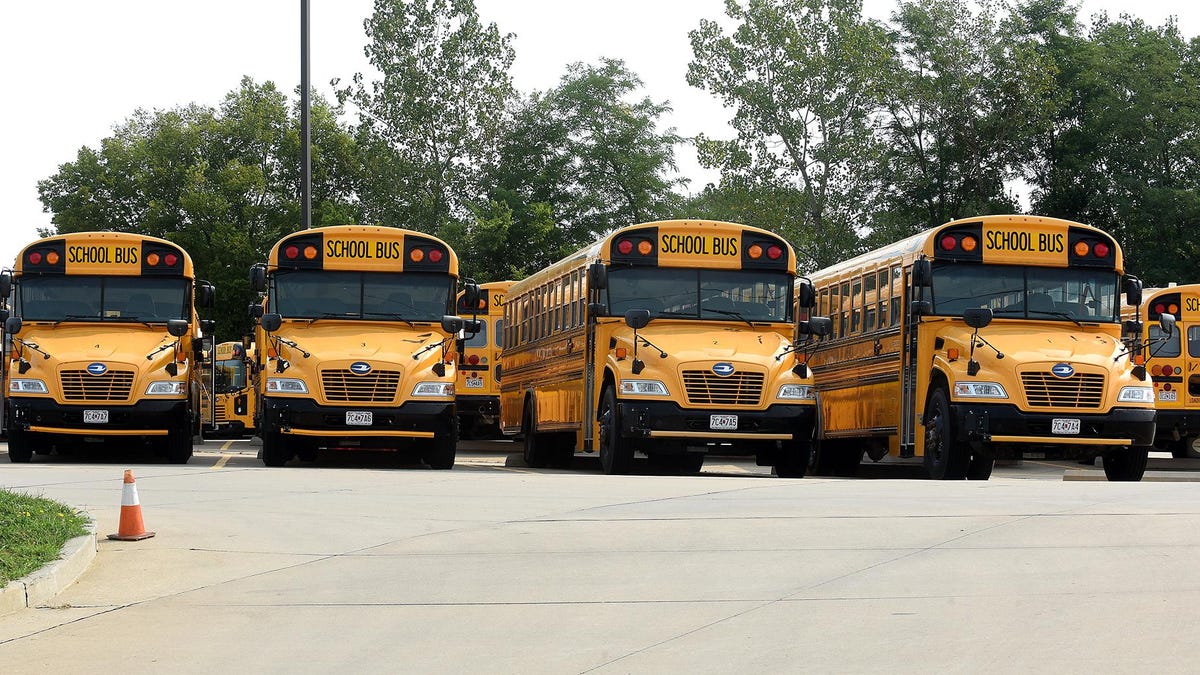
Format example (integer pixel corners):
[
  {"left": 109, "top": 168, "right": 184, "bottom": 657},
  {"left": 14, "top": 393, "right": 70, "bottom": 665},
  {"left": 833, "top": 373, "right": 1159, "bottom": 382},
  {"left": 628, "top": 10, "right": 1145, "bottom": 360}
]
[
  {"left": 1051, "top": 363, "right": 1075, "bottom": 378},
  {"left": 86, "top": 363, "right": 108, "bottom": 376},
  {"left": 349, "top": 361, "right": 372, "bottom": 376},
  {"left": 712, "top": 362, "right": 735, "bottom": 377}
]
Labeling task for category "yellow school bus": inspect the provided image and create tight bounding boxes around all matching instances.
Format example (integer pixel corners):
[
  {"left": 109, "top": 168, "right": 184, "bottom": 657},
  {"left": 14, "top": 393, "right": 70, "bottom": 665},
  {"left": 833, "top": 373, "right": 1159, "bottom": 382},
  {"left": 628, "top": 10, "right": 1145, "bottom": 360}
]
[
  {"left": 248, "top": 225, "right": 477, "bottom": 468},
  {"left": 500, "top": 219, "right": 827, "bottom": 476},
  {"left": 1129, "top": 285, "right": 1200, "bottom": 458},
  {"left": 1, "top": 232, "right": 215, "bottom": 463},
  {"left": 456, "top": 280, "right": 513, "bottom": 438},
  {"left": 808, "top": 214, "right": 1155, "bottom": 481},
  {"left": 202, "top": 340, "right": 257, "bottom": 437}
]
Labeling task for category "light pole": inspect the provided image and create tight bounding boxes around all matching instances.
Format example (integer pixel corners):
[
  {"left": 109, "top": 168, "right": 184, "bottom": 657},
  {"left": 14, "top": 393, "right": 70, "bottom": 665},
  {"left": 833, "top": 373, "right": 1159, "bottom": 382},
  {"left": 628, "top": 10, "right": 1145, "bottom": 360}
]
[{"left": 300, "top": 0, "right": 312, "bottom": 229}]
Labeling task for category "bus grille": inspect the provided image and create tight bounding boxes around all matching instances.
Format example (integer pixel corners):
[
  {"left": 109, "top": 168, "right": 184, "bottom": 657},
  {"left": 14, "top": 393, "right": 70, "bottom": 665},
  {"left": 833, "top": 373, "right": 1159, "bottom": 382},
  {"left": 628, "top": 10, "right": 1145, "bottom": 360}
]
[
  {"left": 60, "top": 370, "right": 135, "bottom": 401},
  {"left": 1021, "top": 372, "right": 1105, "bottom": 409},
  {"left": 682, "top": 370, "right": 764, "bottom": 406},
  {"left": 321, "top": 369, "right": 400, "bottom": 403},
  {"left": 214, "top": 402, "right": 228, "bottom": 423}
]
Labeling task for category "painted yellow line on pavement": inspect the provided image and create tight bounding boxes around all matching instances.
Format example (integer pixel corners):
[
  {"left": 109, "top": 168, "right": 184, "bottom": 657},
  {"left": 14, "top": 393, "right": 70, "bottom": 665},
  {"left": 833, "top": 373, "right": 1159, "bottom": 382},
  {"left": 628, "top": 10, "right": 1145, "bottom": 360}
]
[
  {"left": 212, "top": 453, "right": 233, "bottom": 469},
  {"left": 221, "top": 440, "right": 234, "bottom": 451}
]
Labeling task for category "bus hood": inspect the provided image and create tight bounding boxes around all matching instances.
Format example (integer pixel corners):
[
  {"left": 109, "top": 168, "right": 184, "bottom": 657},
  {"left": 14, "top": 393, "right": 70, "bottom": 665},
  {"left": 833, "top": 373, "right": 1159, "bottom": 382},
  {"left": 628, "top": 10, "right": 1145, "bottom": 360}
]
[
  {"left": 10, "top": 324, "right": 190, "bottom": 378},
  {"left": 266, "top": 322, "right": 451, "bottom": 366},
  {"left": 936, "top": 321, "right": 1127, "bottom": 369},
  {"left": 618, "top": 322, "right": 795, "bottom": 362}
]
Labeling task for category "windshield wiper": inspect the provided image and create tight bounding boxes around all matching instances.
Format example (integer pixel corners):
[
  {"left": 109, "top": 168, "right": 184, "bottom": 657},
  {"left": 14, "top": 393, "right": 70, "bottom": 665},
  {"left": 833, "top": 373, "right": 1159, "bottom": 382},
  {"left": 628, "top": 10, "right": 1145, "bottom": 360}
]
[
  {"left": 987, "top": 308, "right": 1084, "bottom": 326},
  {"left": 52, "top": 314, "right": 100, "bottom": 326},
  {"left": 706, "top": 308, "right": 755, "bottom": 327},
  {"left": 362, "top": 311, "right": 415, "bottom": 327},
  {"left": 304, "top": 312, "right": 359, "bottom": 325}
]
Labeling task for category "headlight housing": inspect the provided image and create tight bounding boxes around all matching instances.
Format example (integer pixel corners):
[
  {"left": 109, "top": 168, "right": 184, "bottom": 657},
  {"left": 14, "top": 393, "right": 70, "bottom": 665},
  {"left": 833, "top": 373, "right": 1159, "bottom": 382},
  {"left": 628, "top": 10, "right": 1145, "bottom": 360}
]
[
  {"left": 619, "top": 380, "right": 669, "bottom": 396},
  {"left": 266, "top": 378, "right": 309, "bottom": 394},
  {"left": 953, "top": 382, "right": 1008, "bottom": 399},
  {"left": 1117, "top": 386, "right": 1155, "bottom": 403},
  {"left": 145, "top": 381, "right": 186, "bottom": 395},
  {"left": 777, "top": 384, "right": 816, "bottom": 400},
  {"left": 412, "top": 382, "right": 454, "bottom": 397},
  {"left": 9, "top": 379, "right": 48, "bottom": 394}
]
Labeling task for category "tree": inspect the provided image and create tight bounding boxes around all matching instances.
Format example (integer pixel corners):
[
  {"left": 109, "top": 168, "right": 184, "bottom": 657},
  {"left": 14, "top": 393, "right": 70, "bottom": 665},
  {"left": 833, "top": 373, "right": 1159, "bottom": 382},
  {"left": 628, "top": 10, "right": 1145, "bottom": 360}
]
[
  {"left": 338, "top": 0, "right": 516, "bottom": 232},
  {"left": 687, "top": 0, "right": 892, "bottom": 266},
  {"left": 37, "top": 78, "right": 362, "bottom": 340}
]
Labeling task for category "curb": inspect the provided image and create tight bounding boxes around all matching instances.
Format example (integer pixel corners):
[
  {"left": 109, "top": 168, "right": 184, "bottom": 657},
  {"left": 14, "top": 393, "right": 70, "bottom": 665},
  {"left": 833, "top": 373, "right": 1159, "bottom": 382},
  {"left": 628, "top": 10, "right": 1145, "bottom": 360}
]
[{"left": 0, "top": 522, "right": 98, "bottom": 617}]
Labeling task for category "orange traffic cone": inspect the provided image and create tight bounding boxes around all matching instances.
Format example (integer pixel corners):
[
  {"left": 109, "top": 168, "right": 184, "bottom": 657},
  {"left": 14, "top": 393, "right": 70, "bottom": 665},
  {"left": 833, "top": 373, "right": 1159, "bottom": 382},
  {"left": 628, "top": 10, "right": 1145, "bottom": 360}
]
[{"left": 107, "top": 469, "right": 156, "bottom": 541}]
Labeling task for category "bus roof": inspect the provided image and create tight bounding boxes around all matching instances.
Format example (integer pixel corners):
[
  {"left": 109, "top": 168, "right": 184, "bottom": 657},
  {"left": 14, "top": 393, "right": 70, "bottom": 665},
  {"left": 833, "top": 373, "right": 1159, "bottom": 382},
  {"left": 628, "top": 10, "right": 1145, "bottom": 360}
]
[
  {"left": 14, "top": 231, "right": 195, "bottom": 277},
  {"left": 267, "top": 225, "right": 459, "bottom": 275}
]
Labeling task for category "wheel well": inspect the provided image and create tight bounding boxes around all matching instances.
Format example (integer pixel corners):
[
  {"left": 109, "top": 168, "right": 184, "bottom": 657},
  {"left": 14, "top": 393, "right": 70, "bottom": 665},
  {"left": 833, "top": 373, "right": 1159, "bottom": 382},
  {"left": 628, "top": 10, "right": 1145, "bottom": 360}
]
[
  {"left": 598, "top": 369, "right": 616, "bottom": 421},
  {"left": 926, "top": 369, "right": 950, "bottom": 408},
  {"left": 522, "top": 391, "right": 536, "bottom": 435}
]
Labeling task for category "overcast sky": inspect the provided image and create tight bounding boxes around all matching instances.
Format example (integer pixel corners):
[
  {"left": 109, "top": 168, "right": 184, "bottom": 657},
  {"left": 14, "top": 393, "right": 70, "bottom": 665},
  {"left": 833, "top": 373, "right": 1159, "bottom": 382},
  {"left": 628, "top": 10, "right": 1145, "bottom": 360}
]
[{"left": 1, "top": 0, "right": 1196, "bottom": 269}]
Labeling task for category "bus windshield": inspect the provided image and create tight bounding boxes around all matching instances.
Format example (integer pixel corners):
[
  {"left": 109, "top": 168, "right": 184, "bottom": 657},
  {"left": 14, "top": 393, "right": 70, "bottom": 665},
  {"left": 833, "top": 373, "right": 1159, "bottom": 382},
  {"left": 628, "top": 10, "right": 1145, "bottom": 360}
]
[
  {"left": 607, "top": 268, "right": 794, "bottom": 323},
  {"left": 215, "top": 359, "right": 246, "bottom": 393},
  {"left": 272, "top": 271, "right": 452, "bottom": 321},
  {"left": 931, "top": 264, "right": 1119, "bottom": 323},
  {"left": 18, "top": 276, "right": 189, "bottom": 322}
]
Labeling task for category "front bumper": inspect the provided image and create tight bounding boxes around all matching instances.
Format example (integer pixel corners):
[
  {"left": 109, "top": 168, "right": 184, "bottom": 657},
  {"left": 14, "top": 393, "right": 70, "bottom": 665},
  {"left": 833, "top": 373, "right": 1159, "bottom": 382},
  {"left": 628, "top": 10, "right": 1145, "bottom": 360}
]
[
  {"left": 9, "top": 397, "right": 186, "bottom": 436},
  {"left": 617, "top": 400, "right": 816, "bottom": 443},
  {"left": 262, "top": 397, "right": 455, "bottom": 440},
  {"left": 951, "top": 402, "right": 1156, "bottom": 453}
]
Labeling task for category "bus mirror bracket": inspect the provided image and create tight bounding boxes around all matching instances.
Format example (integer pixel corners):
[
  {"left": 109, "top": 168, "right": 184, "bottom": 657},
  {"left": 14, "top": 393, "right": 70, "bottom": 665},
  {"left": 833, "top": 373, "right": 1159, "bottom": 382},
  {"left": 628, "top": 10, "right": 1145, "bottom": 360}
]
[
  {"left": 5, "top": 316, "right": 22, "bottom": 335},
  {"left": 912, "top": 259, "right": 932, "bottom": 288},
  {"left": 962, "top": 308, "right": 1001, "bottom": 376},
  {"left": 588, "top": 262, "right": 607, "bottom": 290},
  {"left": 261, "top": 313, "right": 283, "bottom": 333},
  {"left": 249, "top": 265, "right": 267, "bottom": 293},
  {"left": 167, "top": 319, "right": 189, "bottom": 338}
]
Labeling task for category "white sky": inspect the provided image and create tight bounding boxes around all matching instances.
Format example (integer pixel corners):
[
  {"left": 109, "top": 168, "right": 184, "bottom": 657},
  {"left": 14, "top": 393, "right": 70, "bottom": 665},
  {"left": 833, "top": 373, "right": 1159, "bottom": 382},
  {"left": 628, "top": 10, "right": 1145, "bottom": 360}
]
[{"left": 1, "top": 0, "right": 1196, "bottom": 269}]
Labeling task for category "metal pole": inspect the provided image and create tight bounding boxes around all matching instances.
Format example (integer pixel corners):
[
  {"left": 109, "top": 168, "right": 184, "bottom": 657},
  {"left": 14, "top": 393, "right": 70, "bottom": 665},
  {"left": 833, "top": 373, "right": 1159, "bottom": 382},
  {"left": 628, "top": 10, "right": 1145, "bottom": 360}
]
[{"left": 300, "top": 0, "right": 312, "bottom": 229}]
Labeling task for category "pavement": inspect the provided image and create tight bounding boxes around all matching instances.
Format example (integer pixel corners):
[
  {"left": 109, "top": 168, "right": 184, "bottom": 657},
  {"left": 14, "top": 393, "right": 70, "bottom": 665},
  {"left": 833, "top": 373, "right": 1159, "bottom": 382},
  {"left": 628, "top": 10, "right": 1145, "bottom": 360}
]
[{"left": 1, "top": 440, "right": 1199, "bottom": 672}]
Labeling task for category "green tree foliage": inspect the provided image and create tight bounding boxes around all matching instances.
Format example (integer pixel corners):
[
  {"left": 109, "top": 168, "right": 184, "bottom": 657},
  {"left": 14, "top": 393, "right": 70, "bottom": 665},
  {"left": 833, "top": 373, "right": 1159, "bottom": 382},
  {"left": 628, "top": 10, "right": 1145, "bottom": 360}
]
[
  {"left": 687, "top": 0, "right": 892, "bottom": 266},
  {"left": 338, "top": 0, "right": 516, "bottom": 232},
  {"left": 37, "top": 78, "right": 361, "bottom": 340}
]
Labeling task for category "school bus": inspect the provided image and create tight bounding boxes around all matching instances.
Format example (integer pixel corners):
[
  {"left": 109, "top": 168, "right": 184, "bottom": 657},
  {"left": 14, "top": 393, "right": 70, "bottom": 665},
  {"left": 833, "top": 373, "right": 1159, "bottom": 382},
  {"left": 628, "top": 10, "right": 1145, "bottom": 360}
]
[
  {"left": 1, "top": 232, "right": 215, "bottom": 463},
  {"left": 456, "top": 281, "right": 513, "bottom": 438},
  {"left": 201, "top": 340, "right": 257, "bottom": 437},
  {"left": 500, "top": 219, "right": 827, "bottom": 476},
  {"left": 1127, "top": 285, "right": 1200, "bottom": 458},
  {"left": 807, "top": 214, "right": 1155, "bottom": 481},
  {"left": 248, "top": 225, "right": 477, "bottom": 468}
]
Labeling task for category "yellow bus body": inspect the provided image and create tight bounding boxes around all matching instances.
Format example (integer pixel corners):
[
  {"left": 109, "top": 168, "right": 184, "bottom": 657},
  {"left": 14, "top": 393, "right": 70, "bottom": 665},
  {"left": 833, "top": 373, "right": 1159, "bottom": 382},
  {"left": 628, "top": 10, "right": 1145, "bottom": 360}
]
[
  {"left": 807, "top": 214, "right": 1155, "bottom": 480},
  {"left": 1132, "top": 285, "right": 1200, "bottom": 457},
  {"left": 500, "top": 219, "right": 821, "bottom": 476},
  {"left": 250, "top": 225, "right": 468, "bottom": 468},
  {"left": 456, "top": 281, "right": 513, "bottom": 438},
  {"left": 3, "top": 231, "right": 213, "bottom": 463}
]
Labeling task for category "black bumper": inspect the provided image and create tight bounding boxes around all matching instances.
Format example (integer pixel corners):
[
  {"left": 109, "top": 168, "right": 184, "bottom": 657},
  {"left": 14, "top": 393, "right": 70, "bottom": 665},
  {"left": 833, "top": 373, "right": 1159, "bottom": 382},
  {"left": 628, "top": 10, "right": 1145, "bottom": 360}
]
[
  {"left": 456, "top": 394, "right": 499, "bottom": 420},
  {"left": 262, "top": 397, "right": 455, "bottom": 435},
  {"left": 9, "top": 397, "right": 188, "bottom": 434},
  {"left": 617, "top": 400, "right": 816, "bottom": 440},
  {"left": 951, "top": 403, "right": 1156, "bottom": 448},
  {"left": 1151, "top": 409, "right": 1200, "bottom": 442}
]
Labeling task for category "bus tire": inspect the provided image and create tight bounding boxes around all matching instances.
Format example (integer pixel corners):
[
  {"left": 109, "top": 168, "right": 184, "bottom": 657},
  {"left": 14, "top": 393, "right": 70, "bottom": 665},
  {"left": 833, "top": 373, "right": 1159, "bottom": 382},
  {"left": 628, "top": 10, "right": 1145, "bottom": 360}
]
[
  {"left": 1103, "top": 447, "right": 1148, "bottom": 482},
  {"left": 522, "top": 404, "right": 550, "bottom": 468},
  {"left": 775, "top": 439, "right": 810, "bottom": 478},
  {"left": 7, "top": 426, "right": 33, "bottom": 463},
  {"left": 424, "top": 418, "right": 458, "bottom": 470},
  {"left": 599, "top": 386, "right": 633, "bottom": 475},
  {"left": 966, "top": 452, "right": 994, "bottom": 480},
  {"left": 923, "top": 388, "right": 967, "bottom": 479},
  {"left": 261, "top": 429, "right": 292, "bottom": 467},
  {"left": 165, "top": 427, "right": 192, "bottom": 464}
]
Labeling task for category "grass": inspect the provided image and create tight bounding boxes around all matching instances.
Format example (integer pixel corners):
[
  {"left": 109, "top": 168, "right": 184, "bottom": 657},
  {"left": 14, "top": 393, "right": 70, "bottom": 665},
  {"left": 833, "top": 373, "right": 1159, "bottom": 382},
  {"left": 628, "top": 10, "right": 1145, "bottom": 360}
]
[{"left": 0, "top": 489, "right": 90, "bottom": 585}]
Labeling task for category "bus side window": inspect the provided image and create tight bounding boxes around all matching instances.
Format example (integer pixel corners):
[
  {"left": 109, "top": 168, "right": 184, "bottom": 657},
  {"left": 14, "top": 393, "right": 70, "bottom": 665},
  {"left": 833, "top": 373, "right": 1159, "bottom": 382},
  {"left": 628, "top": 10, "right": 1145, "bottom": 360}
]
[
  {"left": 850, "top": 277, "right": 862, "bottom": 334},
  {"left": 840, "top": 281, "right": 851, "bottom": 337},
  {"left": 890, "top": 265, "right": 902, "bottom": 326},
  {"left": 877, "top": 269, "right": 890, "bottom": 328},
  {"left": 1189, "top": 326, "right": 1200, "bottom": 358}
]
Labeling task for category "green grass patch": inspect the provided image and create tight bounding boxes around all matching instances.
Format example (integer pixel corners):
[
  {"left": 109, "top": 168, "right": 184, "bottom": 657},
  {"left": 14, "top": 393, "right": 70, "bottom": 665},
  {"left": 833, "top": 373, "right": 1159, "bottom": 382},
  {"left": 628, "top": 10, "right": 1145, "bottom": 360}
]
[{"left": 0, "top": 489, "right": 90, "bottom": 585}]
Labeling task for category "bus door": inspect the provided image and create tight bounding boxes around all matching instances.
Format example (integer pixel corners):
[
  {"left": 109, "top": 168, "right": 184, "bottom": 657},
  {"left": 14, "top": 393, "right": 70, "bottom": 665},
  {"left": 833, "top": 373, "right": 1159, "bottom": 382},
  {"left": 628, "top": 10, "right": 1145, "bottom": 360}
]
[
  {"left": 583, "top": 262, "right": 604, "bottom": 451},
  {"left": 899, "top": 261, "right": 927, "bottom": 456}
]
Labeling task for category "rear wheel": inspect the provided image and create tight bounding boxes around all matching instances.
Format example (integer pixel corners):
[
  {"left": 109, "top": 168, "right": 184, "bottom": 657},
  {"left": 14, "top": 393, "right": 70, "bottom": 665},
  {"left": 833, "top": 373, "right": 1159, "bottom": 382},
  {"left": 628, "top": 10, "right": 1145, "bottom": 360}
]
[
  {"left": 598, "top": 386, "right": 633, "bottom": 475},
  {"left": 522, "top": 404, "right": 550, "bottom": 468},
  {"left": 1103, "top": 447, "right": 1149, "bottom": 481},
  {"left": 923, "top": 388, "right": 967, "bottom": 480},
  {"left": 7, "top": 425, "right": 33, "bottom": 463},
  {"left": 261, "top": 427, "right": 292, "bottom": 467}
]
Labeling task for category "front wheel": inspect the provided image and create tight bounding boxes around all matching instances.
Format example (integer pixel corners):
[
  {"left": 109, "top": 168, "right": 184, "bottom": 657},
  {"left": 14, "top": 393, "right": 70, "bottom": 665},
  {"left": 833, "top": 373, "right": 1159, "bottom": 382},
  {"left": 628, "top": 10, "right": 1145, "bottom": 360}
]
[
  {"left": 775, "top": 439, "right": 810, "bottom": 478},
  {"left": 7, "top": 425, "right": 33, "bottom": 463},
  {"left": 165, "top": 426, "right": 192, "bottom": 464},
  {"left": 598, "top": 386, "right": 633, "bottom": 475},
  {"left": 261, "top": 427, "right": 292, "bottom": 467},
  {"left": 423, "top": 418, "right": 458, "bottom": 470},
  {"left": 1103, "top": 447, "right": 1149, "bottom": 481},
  {"left": 966, "top": 452, "right": 994, "bottom": 480},
  {"left": 923, "top": 388, "right": 968, "bottom": 480}
]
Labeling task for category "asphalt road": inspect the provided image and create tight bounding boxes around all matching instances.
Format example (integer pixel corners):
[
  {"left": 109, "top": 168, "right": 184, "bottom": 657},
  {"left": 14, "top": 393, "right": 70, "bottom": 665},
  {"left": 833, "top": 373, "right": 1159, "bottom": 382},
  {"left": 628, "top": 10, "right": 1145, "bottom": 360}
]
[{"left": 2, "top": 439, "right": 1199, "bottom": 672}]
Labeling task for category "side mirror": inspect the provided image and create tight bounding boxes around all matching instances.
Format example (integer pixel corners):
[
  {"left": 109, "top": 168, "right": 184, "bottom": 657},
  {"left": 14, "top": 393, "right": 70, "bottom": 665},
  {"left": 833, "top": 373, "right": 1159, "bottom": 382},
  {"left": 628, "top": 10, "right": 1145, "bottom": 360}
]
[
  {"left": 1123, "top": 319, "right": 1144, "bottom": 336},
  {"left": 1160, "top": 312, "right": 1176, "bottom": 337},
  {"left": 197, "top": 281, "right": 216, "bottom": 309},
  {"left": 167, "top": 319, "right": 189, "bottom": 338},
  {"left": 5, "top": 316, "right": 22, "bottom": 335},
  {"left": 249, "top": 265, "right": 267, "bottom": 293},
  {"left": 242, "top": 334, "right": 252, "bottom": 352},
  {"left": 911, "top": 300, "right": 932, "bottom": 316},
  {"left": 261, "top": 313, "right": 282, "bottom": 333},
  {"left": 0, "top": 270, "right": 11, "bottom": 299},
  {"left": 463, "top": 318, "right": 483, "bottom": 334},
  {"left": 460, "top": 282, "right": 480, "bottom": 311},
  {"left": 441, "top": 315, "right": 465, "bottom": 334},
  {"left": 0, "top": 309, "right": 8, "bottom": 323},
  {"left": 588, "top": 302, "right": 607, "bottom": 318},
  {"left": 962, "top": 307, "right": 993, "bottom": 329},
  {"left": 797, "top": 280, "right": 816, "bottom": 309},
  {"left": 625, "top": 309, "right": 651, "bottom": 330},
  {"left": 1124, "top": 277, "right": 1143, "bottom": 307},
  {"left": 200, "top": 319, "right": 216, "bottom": 335},
  {"left": 495, "top": 364, "right": 502, "bottom": 382},
  {"left": 587, "top": 262, "right": 607, "bottom": 290},
  {"left": 800, "top": 316, "right": 832, "bottom": 337},
  {"left": 912, "top": 259, "right": 932, "bottom": 288},
  {"left": 249, "top": 303, "right": 265, "bottom": 320}
]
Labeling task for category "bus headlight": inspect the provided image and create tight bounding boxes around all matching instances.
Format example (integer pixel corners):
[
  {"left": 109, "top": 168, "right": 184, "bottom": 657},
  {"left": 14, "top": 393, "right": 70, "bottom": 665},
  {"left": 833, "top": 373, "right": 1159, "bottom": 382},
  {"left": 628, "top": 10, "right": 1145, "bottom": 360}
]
[
  {"left": 1117, "top": 386, "right": 1155, "bottom": 403},
  {"left": 620, "top": 380, "right": 669, "bottom": 396},
  {"left": 145, "top": 381, "right": 186, "bottom": 395},
  {"left": 9, "top": 379, "right": 48, "bottom": 394},
  {"left": 412, "top": 382, "right": 454, "bottom": 397},
  {"left": 777, "top": 384, "right": 816, "bottom": 400},
  {"left": 266, "top": 378, "right": 309, "bottom": 394},
  {"left": 953, "top": 382, "right": 1008, "bottom": 399}
]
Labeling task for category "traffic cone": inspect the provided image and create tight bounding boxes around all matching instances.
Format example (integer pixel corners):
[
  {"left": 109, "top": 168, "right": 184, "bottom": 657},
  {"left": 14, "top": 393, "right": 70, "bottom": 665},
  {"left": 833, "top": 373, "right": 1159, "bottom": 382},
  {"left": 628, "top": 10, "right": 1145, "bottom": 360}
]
[{"left": 107, "top": 469, "right": 156, "bottom": 541}]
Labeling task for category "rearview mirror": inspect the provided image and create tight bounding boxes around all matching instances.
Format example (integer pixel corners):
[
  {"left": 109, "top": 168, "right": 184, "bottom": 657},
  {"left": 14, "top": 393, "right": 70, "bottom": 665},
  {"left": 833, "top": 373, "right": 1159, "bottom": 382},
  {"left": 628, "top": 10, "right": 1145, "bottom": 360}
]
[
  {"left": 625, "top": 309, "right": 651, "bottom": 330},
  {"left": 911, "top": 259, "right": 932, "bottom": 288},
  {"left": 460, "top": 282, "right": 480, "bottom": 311},
  {"left": 196, "top": 281, "right": 216, "bottom": 309},
  {"left": 248, "top": 304, "right": 264, "bottom": 320},
  {"left": 797, "top": 279, "right": 816, "bottom": 309},
  {"left": 911, "top": 300, "right": 932, "bottom": 316},
  {"left": 0, "top": 271, "right": 11, "bottom": 299},
  {"left": 5, "top": 316, "right": 22, "bottom": 335},
  {"left": 1160, "top": 312, "right": 1176, "bottom": 337},
  {"left": 463, "top": 318, "right": 483, "bottom": 334},
  {"left": 261, "top": 313, "right": 282, "bottom": 333},
  {"left": 799, "top": 316, "right": 832, "bottom": 337},
  {"left": 1122, "top": 319, "right": 1144, "bottom": 336},
  {"left": 1124, "top": 277, "right": 1143, "bottom": 307},
  {"left": 587, "top": 262, "right": 607, "bottom": 290},
  {"left": 249, "top": 265, "right": 267, "bottom": 293},
  {"left": 242, "top": 334, "right": 252, "bottom": 352},
  {"left": 588, "top": 302, "right": 607, "bottom": 318},
  {"left": 200, "top": 319, "right": 216, "bottom": 335},
  {"left": 962, "top": 308, "right": 993, "bottom": 329},
  {"left": 166, "top": 319, "right": 189, "bottom": 338},
  {"left": 441, "top": 315, "right": 465, "bottom": 334}
]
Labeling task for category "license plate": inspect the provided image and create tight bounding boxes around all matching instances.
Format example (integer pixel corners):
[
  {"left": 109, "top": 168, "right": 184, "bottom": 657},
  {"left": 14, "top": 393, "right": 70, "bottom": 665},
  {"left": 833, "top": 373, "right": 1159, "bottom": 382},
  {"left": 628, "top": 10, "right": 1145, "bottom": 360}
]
[
  {"left": 1159, "top": 390, "right": 1177, "bottom": 402},
  {"left": 710, "top": 414, "right": 738, "bottom": 430},
  {"left": 345, "top": 411, "right": 373, "bottom": 426},
  {"left": 1051, "top": 418, "right": 1080, "bottom": 435},
  {"left": 83, "top": 409, "right": 108, "bottom": 424},
  {"left": 464, "top": 378, "right": 484, "bottom": 389}
]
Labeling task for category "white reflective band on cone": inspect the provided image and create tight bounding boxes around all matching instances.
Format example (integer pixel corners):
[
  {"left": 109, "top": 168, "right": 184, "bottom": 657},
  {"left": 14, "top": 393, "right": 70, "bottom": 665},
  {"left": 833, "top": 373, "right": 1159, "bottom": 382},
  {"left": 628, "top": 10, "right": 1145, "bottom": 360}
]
[{"left": 121, "top": 483, "right": 140, "bottom": 507}]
